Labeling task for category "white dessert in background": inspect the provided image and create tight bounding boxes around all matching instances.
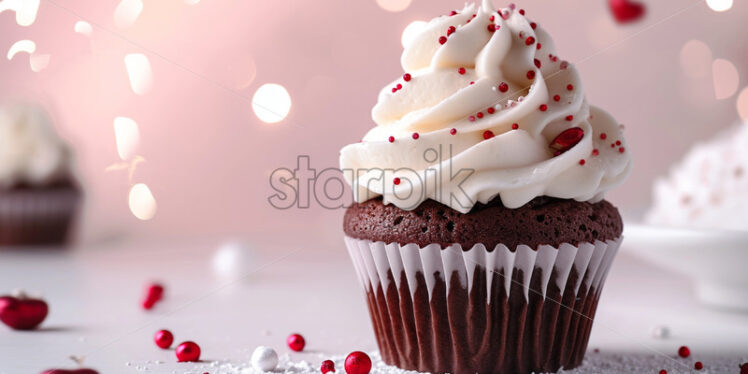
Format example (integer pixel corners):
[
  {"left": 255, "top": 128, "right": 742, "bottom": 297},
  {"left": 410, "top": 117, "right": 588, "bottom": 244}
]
[{"left": 645, "top": 123, "right": 748, "bottom": 231}]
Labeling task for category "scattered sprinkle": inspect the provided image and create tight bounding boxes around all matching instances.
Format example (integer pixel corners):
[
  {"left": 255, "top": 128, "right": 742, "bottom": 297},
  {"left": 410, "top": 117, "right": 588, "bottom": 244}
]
[{"left": 483, "top": 130, "right": 494, "bottom": 139}]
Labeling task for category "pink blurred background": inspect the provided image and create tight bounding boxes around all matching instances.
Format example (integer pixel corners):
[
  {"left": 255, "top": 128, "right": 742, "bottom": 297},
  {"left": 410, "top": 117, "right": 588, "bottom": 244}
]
[{"left": 1, "top": 0, "right": 746, "bottom": 246}]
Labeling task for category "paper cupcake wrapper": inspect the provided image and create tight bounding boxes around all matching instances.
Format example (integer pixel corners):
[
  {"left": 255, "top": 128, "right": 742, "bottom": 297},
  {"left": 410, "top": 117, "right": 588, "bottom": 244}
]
[
  {"left": 344, "top": 236, "right": 622, "bottom": 374},
  {"left": 0, "top": 187, "right": 81, "bottom": 246}
]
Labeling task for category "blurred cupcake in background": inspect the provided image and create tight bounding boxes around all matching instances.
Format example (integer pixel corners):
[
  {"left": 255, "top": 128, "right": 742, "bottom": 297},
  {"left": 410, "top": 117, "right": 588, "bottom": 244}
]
[
  {"left": 0, "top": 103, "right": 82, "bottom": 247},
  {"left": 646, "top": 123, "right": 748, "bottom": 230}
]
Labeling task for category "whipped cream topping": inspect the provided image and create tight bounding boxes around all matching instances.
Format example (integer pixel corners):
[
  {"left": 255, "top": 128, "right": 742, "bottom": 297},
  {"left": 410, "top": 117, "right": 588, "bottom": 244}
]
[
  {"left": 0, "top": 103, "right": 73, "bottom": 188},
  {"left": 340, "top": 1, "right": 631, "bottom": 213},
  {"left": 646, "top": 124, "right": 748, "bottom": 231}
]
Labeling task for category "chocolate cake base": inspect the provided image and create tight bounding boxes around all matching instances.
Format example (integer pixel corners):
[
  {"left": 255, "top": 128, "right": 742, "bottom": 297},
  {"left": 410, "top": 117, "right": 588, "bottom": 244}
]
[
  {"left": 365, "top": 266, "right": 599, "bottom": 374},
  {"left": 0, "top": 183, "right": 82, "bottom": 247}
]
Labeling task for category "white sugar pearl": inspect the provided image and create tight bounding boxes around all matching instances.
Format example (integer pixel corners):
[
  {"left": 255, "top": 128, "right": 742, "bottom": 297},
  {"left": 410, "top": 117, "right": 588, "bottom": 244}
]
[
  {"left": 651, "top": 325, "right": 670, "bottom": 339},
  {"left": 251, "top": 346, "right": 278, "bottom": 372}
]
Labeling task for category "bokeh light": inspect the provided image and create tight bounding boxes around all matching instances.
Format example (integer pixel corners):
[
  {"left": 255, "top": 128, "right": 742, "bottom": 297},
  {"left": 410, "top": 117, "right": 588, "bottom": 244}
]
[
  {"left": 376, "top": 0, "right": 412, "bottom": 12},
  {"left": 6, "top": 40, "right": 35, "bottom": 60},
  {"left": 737, "top": 87, "right": 748, "bottom": 122},
  {"left": 74, "top": 21, "right": 93, "bottom": 36},
  {"left": 114, "top": 117, "right": 140, "bottom": 161},
  {"left": 252, "top": 83, "right": 291, "bottom": 124},
  {"left": 712, "top": 58, "right": 739, "bottom": 100},
  {"left": 401, "top": 20, "right": 427, "bottom": 48},
  {"left": 114, "top": 0, "right": 143, "bottom": 28},
  {"left": 125, "top": 53, "right": 154, "bottom": 95},
  {"left": 706, "top": 0, "right": 733, "bottom": 12},
  {"left": 0, "top": 0, "right": 40, "bottom": 26},
  {"left": 679, "top": 40, "right": 712, "bottom": 78},
  {"left": 128, "top": 183, "right": 157, "bottom": 220}
]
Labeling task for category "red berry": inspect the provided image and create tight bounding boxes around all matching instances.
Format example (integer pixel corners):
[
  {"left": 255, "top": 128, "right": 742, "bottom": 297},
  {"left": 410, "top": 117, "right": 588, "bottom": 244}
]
[
  {"left": 154, "top": 330, "right": 174, "bottom": 349},
  {"left": 487, "top": 107, "right": 496, "bottom": 114},
  {"left": 553, "top": 95, "right": 561, "bottom": 102},
  {"left": 287, "top": 333, "right": 306, "bottom": 352},
  {"left": 498, "top": 82, "right": 509, "bottom": 92},
  {"left": 566, "top": 115, "right": 574, "bottom": 121},
  {"left": 678, "top": 346, "right": 690, "bottom": 358},
  {"left": 476, "top": 112, "right": 484, "bottom": 118},
  {"left": 694, "top": 361, "right": 703, "bottom": 370},
  {"left": 483, "top": 130, "right": 494, "bottom": 139},
  {"left": 567, "top": 84, "right": 574, "bottom": 91},
  {"left": 388, "top": 136, "right": 394, "bottom": 143},
  {"left": 600, "top": 133, "right": 607, "bottom": 140},
  {"left": 527, "top": 70, "right": 536, "bottom": 80},
  {"left": 393, "top": 178, "right": 401, "bottom": 185},
  {"left": 534, "top": 59, "right": 542, "bottom": 68},
  {"left": 550, "top": 127, "right": 584, "bottom": 154},
  {"left": 345, "top": 352, "right": 372, "bottom": 374},
  {"left": 458, "top": 67, "right": 466, "bottom": 75},
  {"left": 512, "top": 123, "right": 519, "bottom": 130},
  {"left": 530, "top": 22, "right": 537, "bottom": 29},
  {"left": 412, "top": 132, "right": 419, "bottom": 139},
  {"left": 175, "top": 341, "right": 201, "bottom": 362},
  {"left": 539, "top": 104, "right": 548, "bottom": 111},
  {"left": 579, "top": 159, "right": 586, "bottom": 165},
  {"left": 321, "top": 360, "right": 335, "bottom": 374},
  {"left": 403, "top": 73, "right": 411, "bottom": 82},
  {"left": 438, "top": 36, "right": 447, "bottom": 45},
  {"left": 525, "top": 36, "right": 535, "bottom": 45},
  {"left": 142, "top": 283, "right": 164, "bottom": 310},
  {"left": 449, "top": 128, "right": 457, "bottom": 135}
]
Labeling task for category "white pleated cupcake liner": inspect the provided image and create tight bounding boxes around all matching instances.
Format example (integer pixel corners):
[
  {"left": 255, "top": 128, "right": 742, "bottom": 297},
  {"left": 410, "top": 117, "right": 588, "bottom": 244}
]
[{"left": 344, "top": 236, "right": 622, "bottom": 303}]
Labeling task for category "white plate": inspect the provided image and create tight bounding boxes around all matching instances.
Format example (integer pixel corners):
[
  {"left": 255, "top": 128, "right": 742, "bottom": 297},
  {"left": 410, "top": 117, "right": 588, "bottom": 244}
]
[{"left": 624, "top": 223, "right": 748, "bottom": 311}]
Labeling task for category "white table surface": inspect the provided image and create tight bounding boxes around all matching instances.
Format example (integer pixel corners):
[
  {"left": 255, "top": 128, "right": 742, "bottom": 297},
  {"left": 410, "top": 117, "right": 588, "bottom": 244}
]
[{"left": 1, "top": 235, "right": 747, "bottom": 373}]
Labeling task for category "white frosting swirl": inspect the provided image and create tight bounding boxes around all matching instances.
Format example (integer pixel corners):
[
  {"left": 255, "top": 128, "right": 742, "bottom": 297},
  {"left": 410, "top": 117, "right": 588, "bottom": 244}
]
[
  {"left": 340, "top": 1, "right": 632, "bottom": 213},
  {"left": 0, "top": 103, "right": 73, "bottom": 188}
]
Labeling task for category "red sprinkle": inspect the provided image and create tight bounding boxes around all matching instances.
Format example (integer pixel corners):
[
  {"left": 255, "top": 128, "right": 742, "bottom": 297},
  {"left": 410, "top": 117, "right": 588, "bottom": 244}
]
[
  {"left": 553, "top": 94, "right": 561, "bottom": 102},
  {"left": 619, "top": 147, "right": 626, "bottom": 153},
  {"left": 287, "top": 334, "right": 306, "bottom": 352},
  {"left": 579, "top": 159, "right": 586, "bottom": 165},
  {"left": 512, "top": 123, "right": 519, "bottom": 130},
  {"left": 489, "top": 15, "right": 495, "bottom": 21},
  {"left": 388, "top": 136, "right": 394, "bottom": 143},
  {"left": 483, "top": 130, "right": 494, "bottom": 139},
  {"left": 438, "top": 36, "right": 448, "bottom": 45},
  {"left": 458, "top": 67, "right": 466, "bottom": 75},
  {"left": 393, "top": 178, "right": 401, "bottom": 185},
  {"left": 403, "top": 73, "right": 411, "bottom": 82},
  {"left": 550, "top": 127, "right": 584, "bottom": 154},
  {"left": 539, "top": 104, "right": 548, "bottom": 111},
  {"left": 449, "top": 128, "right": 457, "bottom": 135},
  {"left": 391, "top": 88, "right": 397, "bottom": 93},
  {"left": 694, "top": 362, "right": 703, "bottom": 370},
  {"left": 498, "top": 82, "right": 509, "bottom": 92},
  {"left": 476, "top": 112, "right": 484, "bottom": 118},
  {"left": 536, "top": 43, "right": 542, "bottom": 50},
  {"left": 487, "top": 107, "right": 496, "bottom": 114},
  {"left": 487, "top": 24, "right": 497, "bottom": 32},
  {"left": 396, "top": 83, "right": 402, "bottom": 90},
  {"left": 447, "top": 26, "right": 456, "bottom": 36},
  {"left": 530, "top": 22, "right": 537, "bottom": 29},
  {"left": 567, "top": 84, "right": 574, "bottom": 91},
  {"left": 519, "top": 9, "right": 525, "bottom": 15},
  {"left": 527, "top": 70, "right": 536, "bottom": 80},
  {"left": 412, "top": 132, "right": 419, "bottom": 140},
  {"left": 525, "top": 36, "right": 535, "bottom": 45},
  {"left": 600, "top": 133, "right": 607, "bottom": 140},
  {"left": 592, "top": 149, "right": 600, "bottom": 156},
  {"left": 449, "top": 10, "right": 458, "bottom": 16},
  {"left": 616, "top": 140, "right": 621, "bottom": 146},
  {"left": 566, "top": 115, "right": 574, "bottom": 121},
  {"left": 468, "top": 115, "right": 476, "bottom": 122},
  {"left": 534, "top": 59, "right": 542, "bottom": 68}
]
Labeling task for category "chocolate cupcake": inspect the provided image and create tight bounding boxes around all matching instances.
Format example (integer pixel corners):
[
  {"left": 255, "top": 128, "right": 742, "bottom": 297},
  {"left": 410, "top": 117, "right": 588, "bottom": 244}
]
[
  {"left": 0, "top": 104, "right": 82, "bottom": 247},
  {"left": 340, "top": 2, "right": 632, "bottom": 373}
]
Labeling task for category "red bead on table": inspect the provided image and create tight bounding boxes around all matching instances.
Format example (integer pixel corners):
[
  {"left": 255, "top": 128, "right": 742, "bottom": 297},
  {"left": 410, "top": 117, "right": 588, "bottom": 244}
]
[
  {"left": 678, "top": 346, "right": 690, "bottom": 358},
  {"left": 142, "top": 283, "right": 164, "bottom": 310},
  {"left": 694, "top": 361, "right": 703, "bottom": 370},
  {"left": 345, "top": 352, "right": 372, "bottom": 374},
  {"left": 154, "top": 330, "right": 174, "bottom": 349},
  {"left": 321, "top": 360, "right": 336, "bottom": 374},
  {"left": 175, "top": 341, "right": 201, "bottom": 362},
  {"left": 287, "top": 333, "right": 306, "bottom": 352}
]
